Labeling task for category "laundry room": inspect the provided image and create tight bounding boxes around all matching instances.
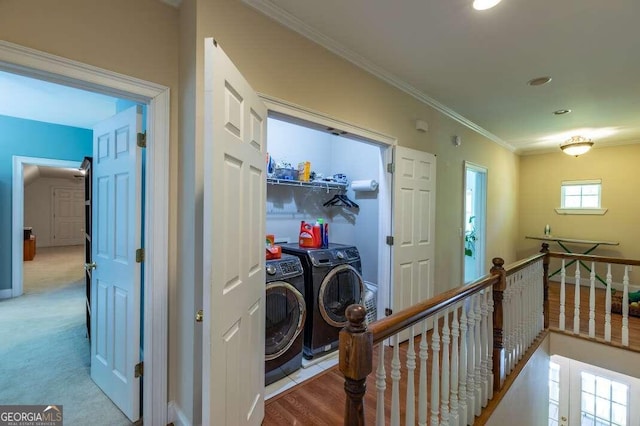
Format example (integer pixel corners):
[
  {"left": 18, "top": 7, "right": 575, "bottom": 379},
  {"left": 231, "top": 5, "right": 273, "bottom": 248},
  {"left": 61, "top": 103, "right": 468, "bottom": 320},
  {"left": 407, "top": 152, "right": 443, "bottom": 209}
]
[
  {"left": 263, "top": 112, "right": 391, "bottom": 393},
  {"left": 266, "top": 114, "right": 387, "bottom": 286}
]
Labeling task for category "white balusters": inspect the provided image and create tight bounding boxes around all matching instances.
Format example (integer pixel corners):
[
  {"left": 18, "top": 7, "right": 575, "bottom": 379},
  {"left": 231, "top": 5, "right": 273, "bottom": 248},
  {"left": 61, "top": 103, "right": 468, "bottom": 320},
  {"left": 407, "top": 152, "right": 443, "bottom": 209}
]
[
  {"left": 431, "top": 315, "right": 441, "bottom": 426},
  {"left": 605, "top": 264, "right": 612, "bottom": 342},
  {"left": 589, "top": 262, "right": 596, "bottom": 338},
  {"left": 573, "top": 264, "right": 581, "bottom": 334},
  {"left": 441, "top": 310, "right": 451, "bottom": 425},
  {"left": 406, "top": 325, "right": 416, "bottom": 426},
  {"left": 450, "top": 307, "right": 460, "bottom": 426},
  {"left": 487, "top": 287, "right": 494, "bottom": 400},
  {"left": 622, "top": 266, "right": 630, "bottom": 347},
  {"left": 466, "top": 298, "right": 476, "bottom": 422},
  {"left": 473, "top": 295, "right": 482, "bottom": 416},
  {"left": 375, "top": 343, "right": 386, "bottom": 426},
  {"left": 480, "top": 291, "right": 489, "bottom": 406},
  {"left": 559, "top": 260, "right": 566, "bottom": 331},
  {"left": 418, "top": 320, "right": 429, "bottom": 426},
  {"left": 458, "top": 304, "right": 468, "bottom": 426},
  {"left": 391, "top": 335, "right": 401, "bottom": 426}
]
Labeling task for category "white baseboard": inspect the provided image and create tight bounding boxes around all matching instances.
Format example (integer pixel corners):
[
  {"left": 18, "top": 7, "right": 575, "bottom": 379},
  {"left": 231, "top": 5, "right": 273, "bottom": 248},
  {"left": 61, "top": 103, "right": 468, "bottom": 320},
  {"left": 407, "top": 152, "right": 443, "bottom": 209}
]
[
  {"left": 168, "top": 400, "right": 192, "bottom": 426},
  {"left": 0, "top": 289, "right": 13, "bottom": 299}
]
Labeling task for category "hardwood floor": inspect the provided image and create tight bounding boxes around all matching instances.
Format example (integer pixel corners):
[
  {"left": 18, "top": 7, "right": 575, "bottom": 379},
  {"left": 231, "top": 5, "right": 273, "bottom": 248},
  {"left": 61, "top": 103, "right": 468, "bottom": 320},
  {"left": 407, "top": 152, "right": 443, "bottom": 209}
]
[{"left": 264, "top": 281, "right": 640, "bottom": 425}]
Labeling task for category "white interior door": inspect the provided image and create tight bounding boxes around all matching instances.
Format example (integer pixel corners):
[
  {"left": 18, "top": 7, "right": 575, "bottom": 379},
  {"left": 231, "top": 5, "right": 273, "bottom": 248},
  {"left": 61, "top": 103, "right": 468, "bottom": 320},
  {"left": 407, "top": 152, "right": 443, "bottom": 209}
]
[
  {"left": 52, "top": 187, "right": 85, "bottom": 246},
  {"left": 391, "top": 146, "right": 436, "bottom": 338},
  {"left": 90, "top": 105, "right": 142, "bottom": 421},
  {"left": 202, "top": 39, "right": 267, "bottom": 426}
]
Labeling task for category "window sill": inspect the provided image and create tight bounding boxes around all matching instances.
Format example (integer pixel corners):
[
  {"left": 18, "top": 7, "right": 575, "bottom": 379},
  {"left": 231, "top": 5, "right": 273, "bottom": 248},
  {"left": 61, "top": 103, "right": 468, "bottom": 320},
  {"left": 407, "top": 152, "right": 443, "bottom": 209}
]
[{"left": 554, "top": 208, "right": 608, "bottom": 215}]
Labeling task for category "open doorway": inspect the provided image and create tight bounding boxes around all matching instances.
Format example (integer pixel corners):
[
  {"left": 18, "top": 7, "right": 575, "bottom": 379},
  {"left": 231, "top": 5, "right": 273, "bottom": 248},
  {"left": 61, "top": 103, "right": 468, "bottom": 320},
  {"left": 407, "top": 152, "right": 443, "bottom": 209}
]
[
  {"left": 0, "top": 40, "right": 169, "bottom": 425},
  {"left": 463, "top": 161, "right": 487, "bottom": 283}
]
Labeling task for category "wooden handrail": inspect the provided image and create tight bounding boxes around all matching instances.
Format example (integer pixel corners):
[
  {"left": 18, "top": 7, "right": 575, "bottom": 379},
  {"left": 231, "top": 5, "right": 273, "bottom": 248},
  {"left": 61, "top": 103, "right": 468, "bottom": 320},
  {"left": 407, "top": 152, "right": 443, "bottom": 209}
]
[
  {"left": 339, "top": 253, "right": 547, "bottom": 425},
  {"left": 547, "top": 251, "right": 640, "bottom": 266},
  {"left": 368, "top": 274, "right": 498, "bottom": 345},
  {"left": 367, "top": 254, "right": 545, "bottom": 345}
]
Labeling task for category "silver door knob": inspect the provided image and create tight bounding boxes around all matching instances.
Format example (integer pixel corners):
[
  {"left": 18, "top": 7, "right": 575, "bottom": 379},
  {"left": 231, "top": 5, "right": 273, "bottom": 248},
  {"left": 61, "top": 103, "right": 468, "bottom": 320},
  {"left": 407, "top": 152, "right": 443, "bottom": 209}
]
[
  {"left": 196, "top": 310, "right": 204, "bottom": 323},
  {"left": 84, "top": 262, "right": 97, "bottom": 271}
]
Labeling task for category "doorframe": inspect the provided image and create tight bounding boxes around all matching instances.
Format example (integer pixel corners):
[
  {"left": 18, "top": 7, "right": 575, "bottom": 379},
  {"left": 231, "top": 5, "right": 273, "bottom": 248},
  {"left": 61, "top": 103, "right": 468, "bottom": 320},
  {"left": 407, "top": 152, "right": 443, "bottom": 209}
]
[
  {"left": 12, "top": 156, "right": 82, "bottom": 295},
  {"left": 259, "top": 94, "right": 396, "bottom": 319},
  {"left": 462, "top": 161, "right": 487, "bottom": 283},
  {"left": 1, "top": 40, "right": 169, "bottom": 425}
]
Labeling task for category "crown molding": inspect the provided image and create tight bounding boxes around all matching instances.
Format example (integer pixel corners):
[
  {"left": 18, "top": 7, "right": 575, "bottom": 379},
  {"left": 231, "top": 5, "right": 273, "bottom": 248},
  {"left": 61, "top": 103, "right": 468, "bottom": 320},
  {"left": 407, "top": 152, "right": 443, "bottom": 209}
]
[{"left": 242, "top": 0, "right": 515, "bottom": 152}]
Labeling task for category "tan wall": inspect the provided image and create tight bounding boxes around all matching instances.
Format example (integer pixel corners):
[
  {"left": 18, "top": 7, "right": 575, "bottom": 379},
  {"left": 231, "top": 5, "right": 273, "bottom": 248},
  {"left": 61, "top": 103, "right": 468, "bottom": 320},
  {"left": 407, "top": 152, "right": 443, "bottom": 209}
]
[
  {"left": 0, "top": 0, "right": 182, "bottom": 414},
  {"left": 486, "top": 335, "right": 550, "bottom": 426},
  {"left": 195, "top": 0, "right": 520, "bottom": 291},
  {"left": 518, "top": 145, "right": 640, "bottom": 284}
]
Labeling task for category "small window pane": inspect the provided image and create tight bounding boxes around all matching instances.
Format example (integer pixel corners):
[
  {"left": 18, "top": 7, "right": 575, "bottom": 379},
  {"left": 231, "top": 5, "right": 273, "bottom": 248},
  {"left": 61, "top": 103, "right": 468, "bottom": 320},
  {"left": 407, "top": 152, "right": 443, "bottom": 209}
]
[
  {"left": 612, "top": 382, "right": 627, "bottom": 405},
  {"left": 550, "top": 381, "right": 560, "bottom": 401},
  {"left": 583, "top": 373, "right": 596, "bottom": 393},
  {"left": 582, "top": 185, "right": 600, "bottom": 195},
  {"left": 549, "top": 421, "right": 558, "bottom": 426},
  {"left": 612, "top": 402, "right": 627, "bottom": 425},
  {"left": 549, "top": 402, "right": 559, "bottom": 420},
  {"left": 565, "top": 195, "right": 582, "bottom": 207},
  {"left": 582, "top": 196, "right": 599, "bottom": 208},
  {"left": 583, "top": 391, "right": 595, "bottom": 414},
  {"left": 565, "top": 185, "right": 582, "bottom": 195},
  {"left": 582, "top": 413, "right": 595, "bottom": 426},
  {"left": 550, "top": 363, "right": 560, "bottom": 381},
  {"left": 595, "top": 396, "right": 610, "bottom": 420},
  {"left": 595, "top": 419, "right": 609, "bottom": 426},
  {"left": 596, "top": 377, "right": 611, "bottom": 398}
]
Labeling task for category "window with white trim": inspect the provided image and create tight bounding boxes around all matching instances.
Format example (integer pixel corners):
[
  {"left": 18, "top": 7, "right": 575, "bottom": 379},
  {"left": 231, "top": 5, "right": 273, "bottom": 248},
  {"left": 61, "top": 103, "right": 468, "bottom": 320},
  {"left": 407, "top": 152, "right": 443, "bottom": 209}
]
[
  {"left": 580, "top": 371, "right": 628, "bottom": 426},
  {"left": 561, "top": 180, "right": 601, "bottom": 208},
  {"left": 549, "top": 361, "right": 561, "bottom": 426}
]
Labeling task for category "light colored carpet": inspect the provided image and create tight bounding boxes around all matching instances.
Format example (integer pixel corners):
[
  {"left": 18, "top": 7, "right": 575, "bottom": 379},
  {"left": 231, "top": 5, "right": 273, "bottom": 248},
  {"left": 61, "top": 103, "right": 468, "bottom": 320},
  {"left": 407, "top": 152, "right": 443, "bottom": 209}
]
[
  {"left": 23, "top": 245, "right": 85, "bottom": 293},
  {"left": 1, "top": 246, "right": 132, "bottom": 425}
]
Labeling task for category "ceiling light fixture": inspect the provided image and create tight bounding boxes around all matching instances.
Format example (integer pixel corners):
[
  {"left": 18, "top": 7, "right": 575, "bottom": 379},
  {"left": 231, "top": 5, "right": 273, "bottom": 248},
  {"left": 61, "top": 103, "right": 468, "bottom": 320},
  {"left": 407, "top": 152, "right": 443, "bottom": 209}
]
[
  {"left": 553, "top": 109, "right": 572, "bottom": 115},
  {"left": 560, "top": 136, "right": 594, "bottom": 157},
  {"left": 473, "top": 0, "right": 502, "bottom": 11},
  {"left": 527, "top": 76, "right": 552, "bottom": 86}
]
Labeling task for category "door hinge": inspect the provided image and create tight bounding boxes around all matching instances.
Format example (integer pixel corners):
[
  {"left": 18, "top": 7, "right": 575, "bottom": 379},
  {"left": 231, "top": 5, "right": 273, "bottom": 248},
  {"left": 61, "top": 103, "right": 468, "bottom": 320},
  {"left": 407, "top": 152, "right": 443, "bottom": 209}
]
[
  {"left": 136, "top": 248, "right": 145, "bottom": 263},
  {"left": 135, "top": 361, "right": 144, "bottom": 378},
  {"left": 386, "top": 236, "right": 394, "bottom": 246},
  {"left": 137, "top": 132, "right": 147, "bottom": 148},
  {"left": 385, "top": 308, "right": 393, "bottom": 316},
  {"left": 387, "top": 162, "right": 395, "bottom": 173}
]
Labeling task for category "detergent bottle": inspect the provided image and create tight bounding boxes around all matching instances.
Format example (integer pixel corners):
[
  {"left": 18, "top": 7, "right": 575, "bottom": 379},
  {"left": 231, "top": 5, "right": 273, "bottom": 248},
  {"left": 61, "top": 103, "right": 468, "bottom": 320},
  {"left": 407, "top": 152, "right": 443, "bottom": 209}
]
[
  {"left": 299, "top": 221, "right": 315, "bottom": 247},
  {"left": 313, "top": 219, "right": 323, "bottom": 248}
]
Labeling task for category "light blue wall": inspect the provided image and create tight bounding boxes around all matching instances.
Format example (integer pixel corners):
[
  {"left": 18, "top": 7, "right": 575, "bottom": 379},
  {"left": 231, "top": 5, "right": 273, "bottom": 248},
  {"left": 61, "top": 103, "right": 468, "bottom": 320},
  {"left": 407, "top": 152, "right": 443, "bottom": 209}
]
[{"left": 0, "top": 115, "right": 92, "bottom": 291}]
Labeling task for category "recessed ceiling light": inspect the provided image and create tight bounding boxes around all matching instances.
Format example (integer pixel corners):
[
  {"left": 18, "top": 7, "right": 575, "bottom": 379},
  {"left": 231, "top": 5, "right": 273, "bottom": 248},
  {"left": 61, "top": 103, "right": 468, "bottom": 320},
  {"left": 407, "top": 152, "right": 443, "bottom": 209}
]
[
  {"left": 527, "top": 76, "right": 552, "bottom": 86},
  {"left": 473, "top": 0, "right": 502, "bottom": 11},
  {"left": 553, "top": 109, "right": 572, "bottom": 115}
]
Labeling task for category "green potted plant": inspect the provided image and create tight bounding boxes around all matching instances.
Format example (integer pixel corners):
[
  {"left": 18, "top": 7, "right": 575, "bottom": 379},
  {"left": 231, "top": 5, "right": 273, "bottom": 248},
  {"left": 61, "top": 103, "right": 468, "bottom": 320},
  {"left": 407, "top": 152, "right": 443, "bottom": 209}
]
[{"left": 464, "top": 216, "right": 477, "bottom": 258}]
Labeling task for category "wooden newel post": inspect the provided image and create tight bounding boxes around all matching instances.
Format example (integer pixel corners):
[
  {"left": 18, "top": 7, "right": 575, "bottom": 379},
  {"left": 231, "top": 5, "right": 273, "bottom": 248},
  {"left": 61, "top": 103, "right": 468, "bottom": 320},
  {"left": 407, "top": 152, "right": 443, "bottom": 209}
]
[
  {"left": 490, "top": 257, "right": 506, "bottom": 392},
  {"left": 339, "top": 304, "right": 373, "bottom": 426},
  {"left": 540, "top": 242, "right": 550, "bottom": 329}
]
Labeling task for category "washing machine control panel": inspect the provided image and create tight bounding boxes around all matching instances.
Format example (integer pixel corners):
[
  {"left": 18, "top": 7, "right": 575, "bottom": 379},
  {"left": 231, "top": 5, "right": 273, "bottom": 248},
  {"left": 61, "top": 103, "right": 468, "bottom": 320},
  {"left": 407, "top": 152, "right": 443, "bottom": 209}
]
[{"left": 266, "top": 255, "right": 304, "bottom": 281}]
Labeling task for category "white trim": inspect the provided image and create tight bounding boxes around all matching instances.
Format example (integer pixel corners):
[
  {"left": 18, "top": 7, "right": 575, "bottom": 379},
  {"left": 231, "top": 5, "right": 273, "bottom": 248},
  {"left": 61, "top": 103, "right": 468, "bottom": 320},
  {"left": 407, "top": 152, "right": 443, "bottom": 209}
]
[
  {"left": 259, "top": 93, "right": 397, "bottom": 146},
  {"left": 462, "top": 161, "right": 488, "bottom": 283},
  {"left": 561, "top": 179, "right": 602, "bottom": 186},
  {"left": 0, "top": 289, "right": 13, "bottom": 299},
  {"left": 0, "top": 40, "right": 169, "bottom": 426},
  {"left": 244, "top": 1, "right": 515, "bottom": 152},
  {"left": 554, "top": 208, "right": 608, "bottom": 215},
  {"left": 12, "top": 157, "right": 81, "bottom": 298},
  {"left": 168, "top": 401, "right": 192, "bottom": 426}
]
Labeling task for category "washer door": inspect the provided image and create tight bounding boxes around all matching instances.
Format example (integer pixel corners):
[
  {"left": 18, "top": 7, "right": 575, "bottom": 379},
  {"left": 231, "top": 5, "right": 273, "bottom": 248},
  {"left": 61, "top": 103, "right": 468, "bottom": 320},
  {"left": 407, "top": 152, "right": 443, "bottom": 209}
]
[
  {"left": 265, "top": 281, "right": 306, "bottom": 361},
  {"left": 318, "top": 264, "right": 364, "bottom": 327}
]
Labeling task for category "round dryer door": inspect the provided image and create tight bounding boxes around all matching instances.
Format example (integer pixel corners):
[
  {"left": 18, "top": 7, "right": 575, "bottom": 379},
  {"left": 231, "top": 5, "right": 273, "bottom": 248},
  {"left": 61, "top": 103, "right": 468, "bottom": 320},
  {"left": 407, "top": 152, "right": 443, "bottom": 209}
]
[
  {"left": 318, "top": 264, "right": 364, "bottom": 328},
  {"left": 265, "top": 281, "right": 306, "bottom": 361}
]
